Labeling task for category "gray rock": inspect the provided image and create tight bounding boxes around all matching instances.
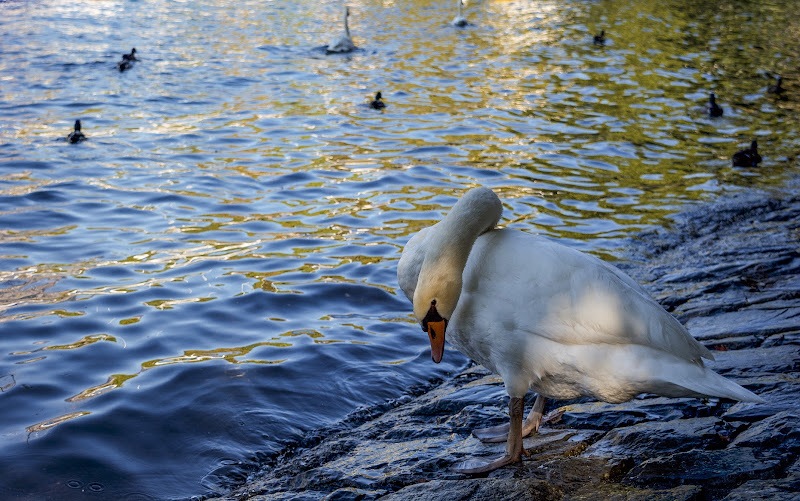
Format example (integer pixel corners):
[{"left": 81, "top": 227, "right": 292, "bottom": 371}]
[
  {"left": 706, "top": 345, "right": 800, "bottom": 378},
  {"left": 556, "top": 397, "right": 691, "bottom": 429},
  {"left": 728, "top": 411, "right": 800, "bottom": 452},
  {"left": 382, "top": 478, "right": 563, "bottom": 501},
  {"left": 786, "top": 456, "right": 800, "bottom": 477},
  {"left": 723, "top": 379, "right": 800, "bottom": 421},
  {"left": 684, "top": 301, "right": 800, "bottom": 342},
  {"left": 623, "top": 448, "right": 783, "bottom": 491},
  {"left": 583, "top": 416, "right": 725, "bottom": 460},
  {"left": 324, "top": 487, "right": 386, "bottom": 501},
  {"left": 721, "top": 477, "right": 800, "bottom": 501},
  {"left": 566, "top": 483, "right": 703, "bottom": 501}
]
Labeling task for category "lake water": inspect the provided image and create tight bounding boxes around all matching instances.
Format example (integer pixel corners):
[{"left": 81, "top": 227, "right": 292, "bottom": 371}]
[{"left": 1, "top": 0, "right": 798, "bottom": 499}]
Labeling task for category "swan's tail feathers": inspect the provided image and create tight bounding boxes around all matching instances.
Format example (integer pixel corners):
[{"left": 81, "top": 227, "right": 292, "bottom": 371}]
[{"left": 677, "top": 369, "right": 766, "bottom": 403}]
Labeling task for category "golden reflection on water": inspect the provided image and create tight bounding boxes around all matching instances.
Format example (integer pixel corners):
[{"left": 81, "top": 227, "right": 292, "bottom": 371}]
[
  {"left": 12, "top": 324, "right": 377, "bottom": 407},
  {"left": 26, "top": 411, "right": 92, "bottom": 435},
  {"left": 63, "top": 340, "right": 318, "bottom": 404}
]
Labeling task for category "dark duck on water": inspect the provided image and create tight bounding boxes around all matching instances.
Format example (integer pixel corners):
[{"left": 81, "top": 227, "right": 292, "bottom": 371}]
[
  {"left": 117, "top": 48, "right": 138, "bottom": 72},
  {"left": 707, "top": 93, "right": 723, "bottom": 117},
  {"left": 67, "top": 120, "right": 86, "bottom": 144},
  {"left": 732, "top": 140, "right": 762, "bottom": 167},
  {"left": 593, "top": 30, "right": 605, "bottom": 46},
  {"left": 370, "top": 92, "right": 386, "bottom": 109},
  {"left": 767, "top": 76, "right": 785, "bottom": 95}
]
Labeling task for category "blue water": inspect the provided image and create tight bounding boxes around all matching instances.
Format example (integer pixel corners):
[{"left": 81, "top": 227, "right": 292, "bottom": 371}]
[{"left": 1, "top": 0, "right": 798, "bottom": 499}]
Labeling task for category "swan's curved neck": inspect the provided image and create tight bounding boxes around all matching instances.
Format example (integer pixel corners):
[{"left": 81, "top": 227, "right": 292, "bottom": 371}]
[
  {"left": 457, "top": 0, "right": 463, "bottom": 17},
  {"left": 344, "top": 8, "right": 350, "bottom": 37},
  {"left": 413, "top": 188, "right": 503, "bottom": 321}
]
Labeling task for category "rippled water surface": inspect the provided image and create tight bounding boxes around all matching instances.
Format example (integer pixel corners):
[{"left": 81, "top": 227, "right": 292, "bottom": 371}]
[{"left": 1, "top": 0, "right": 799, "bottom": 498}]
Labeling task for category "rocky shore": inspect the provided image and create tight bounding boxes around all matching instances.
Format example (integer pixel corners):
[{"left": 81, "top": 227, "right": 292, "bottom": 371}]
[{"left": 217, "top": 186, "right": 800, "bottom": 501}]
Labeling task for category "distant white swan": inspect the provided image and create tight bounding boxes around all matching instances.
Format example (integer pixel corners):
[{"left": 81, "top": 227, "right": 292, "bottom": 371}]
[
  {"left": 327, "top": 6, "right": 356, "bottom": 53},
  {"left": 452, "top": 0, "right": 468, "bottom": 27},
  {"left": 398, "top": 187, "right": 764, "bottom": 474}
]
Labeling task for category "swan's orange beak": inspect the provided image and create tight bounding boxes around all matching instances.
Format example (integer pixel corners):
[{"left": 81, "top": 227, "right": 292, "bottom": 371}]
[{"left": 422, "top": 300, "right": 447, "bottom": 363}]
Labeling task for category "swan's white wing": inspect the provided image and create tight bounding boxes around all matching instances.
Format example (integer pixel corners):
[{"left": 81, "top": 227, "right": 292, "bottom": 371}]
[{"left": 460, "top": 229, "right": 712, "bottom": 364}]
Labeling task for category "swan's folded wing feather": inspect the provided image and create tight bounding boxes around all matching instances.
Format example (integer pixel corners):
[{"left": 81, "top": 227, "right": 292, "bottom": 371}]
[
  {"left": 537, "top": 266, "right": 713, "bottom": 363},
  {"left": 467, "top": 230, "right": 713, "bottom": 364}
]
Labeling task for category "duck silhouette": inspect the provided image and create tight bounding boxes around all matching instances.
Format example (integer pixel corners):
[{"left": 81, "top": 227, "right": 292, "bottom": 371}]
[
  {"left": 732, "top": 140, "right": 762, "bottom": 167},
  {"left": 67, "top": 120, "right": 86, "bottom": 144},
  {"left": 117, "top": 48, "right": 137, "bottom": 72},
  {"left": 767, "top": 76, "right": 785, "bottom": 95},
  {"left": 121, "top": 48, "right": 138, "bottom": 62},
  {"left": 370, "top": 92, "right": 386, "bottom": 109},
  {"left": 593, "top": 30, "right": 605, "bottom": 46},
  {"left": 707, "top": 93, "right": 723, "bottom": 117}
]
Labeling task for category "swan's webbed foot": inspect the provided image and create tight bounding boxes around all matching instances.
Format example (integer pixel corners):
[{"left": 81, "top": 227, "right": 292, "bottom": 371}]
[
  {"left": 450, "top": 453, "right": 519, "bottom": 474},
  {"left": 472, "top": 394, "right": 547, "bottom": 443},
  {"left": 472, "top": 422, "right": 510, "bottom": 442}
]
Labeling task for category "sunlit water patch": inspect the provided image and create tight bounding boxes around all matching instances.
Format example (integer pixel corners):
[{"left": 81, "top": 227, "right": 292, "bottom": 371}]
[{"left": 1, "top": 0, "right": 799, "bottom": 498}]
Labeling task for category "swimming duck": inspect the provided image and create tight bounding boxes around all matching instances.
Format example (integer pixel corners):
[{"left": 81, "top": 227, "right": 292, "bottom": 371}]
[
  {"left": 707, "top": 93, "right": 723, "bottom": 117},
  {"left": 370, "top": 92, "right": 386, "bottom": 109},
  {"left": 767, "top": 76, "right": 785, "bottom": 95},
  {"left": 66, "top": 120, "right": 86, "bottom": 144},
  {"left": 397, "top": 187, "right": 764, "bottom": 474},
  {"left": 732, "top": 140, "right": 762, "bottom": 167},
  {"left": 327, "top": 6, "right": 356, "bottom": 54},
  {"left": 122, "top": 48, "right": 138, "bottom": 62},
  {"left": 593, "top": 30, "right": 605, "bottom": 46},
  {"left": 117, "top": 48, "right": 137, "bottom": 72},
  {"left": 452, "top": 0, "right": 468, "bottom": 27}
]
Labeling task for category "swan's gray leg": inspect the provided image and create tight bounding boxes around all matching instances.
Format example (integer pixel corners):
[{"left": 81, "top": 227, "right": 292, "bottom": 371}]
[
  {"left": 451, "top": 396, "right": 525, "bottom": 474},
  {"left": 473, "top": 394, "right": 546, "bottom": 443},
  {"left": 524, "top": 393, "right": 547, "bottom": 434}
]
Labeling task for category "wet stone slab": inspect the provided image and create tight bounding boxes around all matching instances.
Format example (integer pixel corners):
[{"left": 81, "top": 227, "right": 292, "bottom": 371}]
[
  {"left": 721, "top": 477, "right": 800, "bottom": 501},
  {"left": 622, "top": 448, "right": 785, "bottom": 493},
  {"left": 565, "top": 483, "right": 703, "bottom": 501},
  {"left": 581, "top": 416, "right": 728, "bottom": 460},
  {"left": 380, "top": 478, "right": 564, "bottom": 501},
  {"left": 217, "top": 191, "right": 800, "bottom": 500}
]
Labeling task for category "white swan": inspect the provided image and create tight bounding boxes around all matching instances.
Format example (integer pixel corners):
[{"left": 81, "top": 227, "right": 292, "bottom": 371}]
[
  {"left": 452, "top": 0, "right": 468, "bottom": 27},
  {"left": 327, "top": 6, "right": 356, "bottom": 53},
  {"left": 397, "top": 187, "right": 764, "bottom": 474}
]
